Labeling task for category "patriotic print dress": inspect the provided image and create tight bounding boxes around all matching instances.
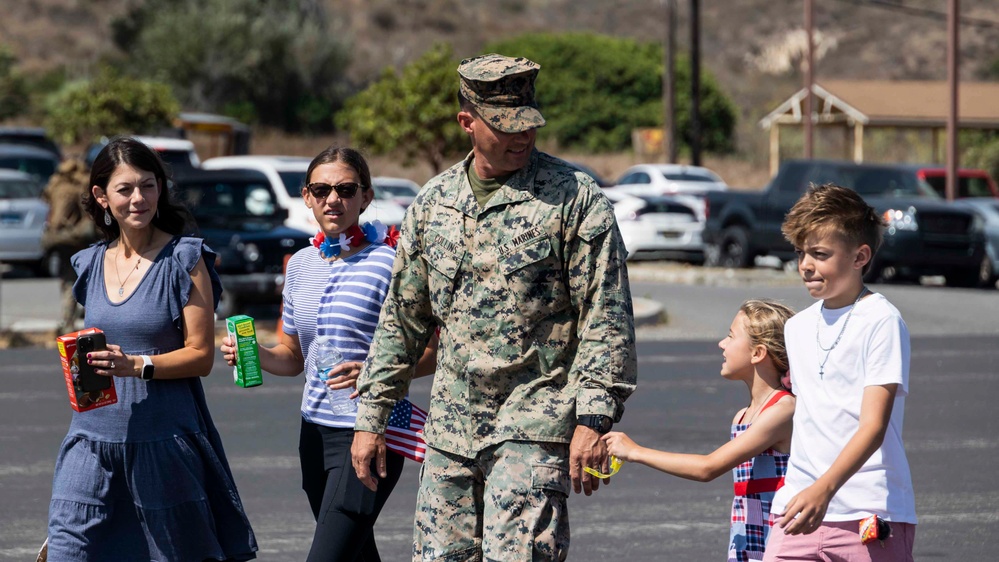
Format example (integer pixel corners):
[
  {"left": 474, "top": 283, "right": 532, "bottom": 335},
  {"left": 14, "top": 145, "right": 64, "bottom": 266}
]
[{"left": 728, "top": 390, "right": 791, "bottom": 562}]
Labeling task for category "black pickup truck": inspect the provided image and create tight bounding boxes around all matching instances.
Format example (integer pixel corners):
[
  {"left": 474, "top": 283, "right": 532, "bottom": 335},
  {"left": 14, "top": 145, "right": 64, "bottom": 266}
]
[{"left": 702, "top": 159, "right": 988, "bottom": 287}]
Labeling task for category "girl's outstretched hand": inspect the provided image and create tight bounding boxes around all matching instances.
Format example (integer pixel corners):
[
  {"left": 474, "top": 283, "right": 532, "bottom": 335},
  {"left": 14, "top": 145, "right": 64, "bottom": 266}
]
[{"left": 601, "top": 431, "right": 640, "bottom": 462}]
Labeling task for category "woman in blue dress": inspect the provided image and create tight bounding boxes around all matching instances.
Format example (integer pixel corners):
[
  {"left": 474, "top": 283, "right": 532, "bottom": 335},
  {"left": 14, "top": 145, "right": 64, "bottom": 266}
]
[{"left": 46, "top": 137, "right": 258, "bottom": 561}]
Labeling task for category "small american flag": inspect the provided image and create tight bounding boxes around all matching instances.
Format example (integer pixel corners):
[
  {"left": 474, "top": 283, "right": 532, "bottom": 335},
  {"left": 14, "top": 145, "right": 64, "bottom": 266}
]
[{"left": 385, "top": 399, "right": 428, "bottom": 463}]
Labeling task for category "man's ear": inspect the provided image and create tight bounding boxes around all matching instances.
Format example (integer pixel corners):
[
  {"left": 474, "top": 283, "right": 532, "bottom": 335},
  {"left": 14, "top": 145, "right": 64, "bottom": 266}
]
[
  {"left": 457, "top": 111, "right": 475, "bottom": 134},
  {"left": 855, "top": 244, "right": 872, "bottom": 270}
]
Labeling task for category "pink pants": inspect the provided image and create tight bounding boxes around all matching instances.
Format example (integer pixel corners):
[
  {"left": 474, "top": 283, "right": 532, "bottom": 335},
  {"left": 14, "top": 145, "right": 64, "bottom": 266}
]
[{"left": 762, "top": 520, "right": 915, "bottom": 562}]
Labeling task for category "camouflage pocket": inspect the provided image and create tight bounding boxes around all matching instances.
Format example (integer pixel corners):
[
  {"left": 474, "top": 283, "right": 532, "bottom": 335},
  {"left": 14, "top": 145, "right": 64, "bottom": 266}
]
[
  {"left": 500, "top": 236, "right": 569, "bottom": 325},
  {"left": 423, "top": 238, "right": 465, "bottom": 323}
]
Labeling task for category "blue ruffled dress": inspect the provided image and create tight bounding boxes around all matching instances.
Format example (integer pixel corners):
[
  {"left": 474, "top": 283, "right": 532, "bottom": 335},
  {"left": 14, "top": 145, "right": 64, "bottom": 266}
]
[{"left": 47, "top": 236, "right": 258, "bottom": 561}]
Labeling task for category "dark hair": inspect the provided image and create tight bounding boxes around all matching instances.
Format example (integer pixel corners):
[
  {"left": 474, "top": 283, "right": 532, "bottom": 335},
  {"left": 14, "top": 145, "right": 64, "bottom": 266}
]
[
  {"left": 84, "top": 136, "right": 191, "bottom": 240},
  {"left": 781, "top": 183, "right": 886, "bottom": 275},
  {"left": 457, "top": 91, "right": 477, "bottom": 114},
  {"left": 305, "top": 145, "right": 372, "bottom": 194}
]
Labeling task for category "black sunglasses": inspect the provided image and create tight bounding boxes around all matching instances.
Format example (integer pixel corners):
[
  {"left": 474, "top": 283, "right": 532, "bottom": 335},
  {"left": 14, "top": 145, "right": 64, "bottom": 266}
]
[{"left": 306, "top": 182, "right": 363, "bottom": 200}]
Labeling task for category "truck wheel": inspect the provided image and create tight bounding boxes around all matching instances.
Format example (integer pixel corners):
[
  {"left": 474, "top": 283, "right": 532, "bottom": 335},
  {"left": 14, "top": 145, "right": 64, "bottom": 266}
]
[{"left": 718, "top": 226, "right": 752, "bottom": 268}]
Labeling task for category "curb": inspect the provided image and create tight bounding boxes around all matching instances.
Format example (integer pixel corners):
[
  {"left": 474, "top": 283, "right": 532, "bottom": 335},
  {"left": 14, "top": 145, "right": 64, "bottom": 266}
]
[{"left": 632, "top": 297, "right": 665, "bottom": 327}]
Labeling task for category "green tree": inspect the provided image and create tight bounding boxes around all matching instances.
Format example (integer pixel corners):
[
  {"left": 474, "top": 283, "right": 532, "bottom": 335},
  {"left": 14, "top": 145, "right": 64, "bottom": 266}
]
[
  {"left": 114, "top": 0, "right": 348, "bottom": 131},
  {"left": 336, "top": 43, "right": 466, "bottom": 174},
  {"left": 0, "top": 44, "right": 29, "bottom": 121},
  {"left": 485, "top": 32, "right": 737, "bottom": 153},
  {"left": 43, "top": 66, "right": 179, "bottom": 145}
]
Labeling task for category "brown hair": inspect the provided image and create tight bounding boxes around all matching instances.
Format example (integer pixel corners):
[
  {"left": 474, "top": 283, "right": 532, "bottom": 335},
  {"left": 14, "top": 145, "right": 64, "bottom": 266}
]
[
  {"left": 739, "top": 299, "right": 796, "bottom": 375},
  {"left": 781, "top": 183, "right": 886, "bottom": 274},
  {"left": 305, "top": 146, "right": 372, "bottom": 192}
]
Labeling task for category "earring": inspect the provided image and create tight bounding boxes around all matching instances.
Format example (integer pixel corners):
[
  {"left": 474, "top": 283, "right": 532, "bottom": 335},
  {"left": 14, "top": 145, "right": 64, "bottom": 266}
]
[{"left": 104, "top": 209, "right": 112, "bottom": 226}]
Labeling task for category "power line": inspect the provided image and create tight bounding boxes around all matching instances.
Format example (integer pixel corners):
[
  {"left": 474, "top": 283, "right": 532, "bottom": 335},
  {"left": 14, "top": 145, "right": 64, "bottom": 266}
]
[{"left": 834, "top": 0, "right": 999, "bottom": 30}]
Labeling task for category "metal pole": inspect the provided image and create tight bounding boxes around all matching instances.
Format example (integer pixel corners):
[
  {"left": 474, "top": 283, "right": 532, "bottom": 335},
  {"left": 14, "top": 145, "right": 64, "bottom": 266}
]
[
  {"left": 804, "top": 0, "right": 815, "bottom": 159},
  {"left": 946, "top": 0, "right": 959, "bottom": 202},
  {"left": 690, "top": 0, "right": 701, "bottom": 166},
  {"left": 663, "top": 0, "right": 678, "bottom": 163}
]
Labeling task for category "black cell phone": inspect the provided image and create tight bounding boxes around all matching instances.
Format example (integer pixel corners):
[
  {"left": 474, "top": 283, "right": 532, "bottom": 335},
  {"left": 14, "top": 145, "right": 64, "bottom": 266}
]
[{"left": 76, "top": 333, "right": 112, "bottom": 393}]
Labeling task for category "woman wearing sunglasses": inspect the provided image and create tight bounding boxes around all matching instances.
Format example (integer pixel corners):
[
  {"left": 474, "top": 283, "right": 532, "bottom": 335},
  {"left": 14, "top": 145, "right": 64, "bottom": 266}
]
[{"left": 220, "top": 146, "right": 435, "bottom": 561}]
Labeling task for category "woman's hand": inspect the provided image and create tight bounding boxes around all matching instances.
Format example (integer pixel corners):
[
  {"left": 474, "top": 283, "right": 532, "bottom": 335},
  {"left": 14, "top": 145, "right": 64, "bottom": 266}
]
[
  {"left": 220, "top": 336, "right": 237, "bottom": 367},
  {"left": 601, "top": 431, "right": 641, "bottom": 462},
  {"left": 86, "top": 344, "right": 137, "bottom": 377},
  {"left": 324, "top": 361, "right": 363, "bottom": 398}
]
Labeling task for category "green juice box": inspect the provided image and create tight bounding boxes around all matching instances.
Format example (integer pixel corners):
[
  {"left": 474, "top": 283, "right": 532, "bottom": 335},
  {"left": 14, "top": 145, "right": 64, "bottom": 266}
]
[{"left": 226, "top": 315, "right": 263, "bottom": 388}]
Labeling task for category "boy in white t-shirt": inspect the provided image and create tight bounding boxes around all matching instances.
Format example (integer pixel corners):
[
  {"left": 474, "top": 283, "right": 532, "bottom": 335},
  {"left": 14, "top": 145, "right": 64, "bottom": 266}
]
[{"left": 764, "top": 184, "right": 916, "bottom": 561}]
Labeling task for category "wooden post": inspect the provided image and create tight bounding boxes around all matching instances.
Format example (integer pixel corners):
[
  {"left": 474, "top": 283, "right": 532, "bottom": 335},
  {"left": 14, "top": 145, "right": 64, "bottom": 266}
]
[
  {"left": 770, "top": 124, "right": 780, "bottom": 176},
  {"left": 853, "top": 123, "right": 864, "bottom": 163}
]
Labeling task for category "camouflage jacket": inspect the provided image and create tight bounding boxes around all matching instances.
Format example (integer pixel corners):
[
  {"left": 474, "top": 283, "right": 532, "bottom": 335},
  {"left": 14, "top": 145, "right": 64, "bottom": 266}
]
[{"left": 356, "top": 150, "right": 637, "bottom": 457}]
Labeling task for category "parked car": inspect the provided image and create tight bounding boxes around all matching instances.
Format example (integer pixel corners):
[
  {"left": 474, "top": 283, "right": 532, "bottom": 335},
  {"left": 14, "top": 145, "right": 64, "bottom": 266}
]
[
  {"left": 86, "top": 136, "right": 201, "bottom": 173},
  {"left": 614, "top": 164, "right": 728, "bottom": 194},
  {"left": 909, "top": 166, "right": 999, "bottom": 199},
  {"left": 0, "top": 169, "right": 48, "bottom": 273},
  {"left": 702, "top": 159, "right": 987, "bottom": 287},
  {"left": 171, "top": 169, "right": 311, "bottom": 317},
  {"left": 201, "top": 155, "right": 408, "bottom": 233},
  {"left": 604, "top": 190, "right": 704, "bottom": 262},
  {"left": 953, "top": 197, "right": 999, "bottom": 287},
  {"left": 373, "top": 176, "right": 421, "bottom": 209},
  {"left": 0, "top": 144, "right": 60, "bottom": 186},
  {"left": 0, "top": 127, "right": 62, "bottom": 159}
]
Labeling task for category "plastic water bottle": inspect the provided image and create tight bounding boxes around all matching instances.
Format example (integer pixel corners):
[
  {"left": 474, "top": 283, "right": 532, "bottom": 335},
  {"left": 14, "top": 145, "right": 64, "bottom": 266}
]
[{"left": 313, "top": 337, "right": 357, "bottom": 415}]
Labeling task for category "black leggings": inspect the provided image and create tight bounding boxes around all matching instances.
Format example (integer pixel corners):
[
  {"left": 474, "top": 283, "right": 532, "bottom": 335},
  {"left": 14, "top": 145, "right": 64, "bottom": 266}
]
[{"left": 299, "top": 420, "right": 404, "bottom": 562}]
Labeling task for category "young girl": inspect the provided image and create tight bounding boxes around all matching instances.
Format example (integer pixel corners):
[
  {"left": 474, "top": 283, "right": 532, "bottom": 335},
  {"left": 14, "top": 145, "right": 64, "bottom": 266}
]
[{"left": 603, "top": 299, "right": 796, "bottom": 562}]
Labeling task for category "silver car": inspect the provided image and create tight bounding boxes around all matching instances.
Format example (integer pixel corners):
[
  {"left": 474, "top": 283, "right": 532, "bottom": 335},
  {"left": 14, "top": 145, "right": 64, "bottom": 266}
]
[{"left": 0, "top": 169, "right": 48, "bottom": 272}]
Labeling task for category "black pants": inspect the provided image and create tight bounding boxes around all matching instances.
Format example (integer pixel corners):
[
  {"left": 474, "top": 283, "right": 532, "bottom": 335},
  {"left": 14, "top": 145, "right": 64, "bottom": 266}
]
[{"left": 299, "top": 420, "right": 404, "bottom": 562}]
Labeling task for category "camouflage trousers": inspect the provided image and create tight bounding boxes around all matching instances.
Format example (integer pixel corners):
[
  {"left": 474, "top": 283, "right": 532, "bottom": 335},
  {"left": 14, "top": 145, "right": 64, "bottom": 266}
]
[{"left": 413, "top": 441, "right": 571, "bottom": 562}]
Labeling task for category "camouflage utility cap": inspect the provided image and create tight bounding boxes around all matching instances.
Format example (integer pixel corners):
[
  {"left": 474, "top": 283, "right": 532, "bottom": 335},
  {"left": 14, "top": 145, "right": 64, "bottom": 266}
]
[{"left": 458, "top": 53, "right": 546, "bottom": 134}]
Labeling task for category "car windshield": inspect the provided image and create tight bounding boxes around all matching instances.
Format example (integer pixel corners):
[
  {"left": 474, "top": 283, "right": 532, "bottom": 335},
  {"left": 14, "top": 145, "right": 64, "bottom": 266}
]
[
  {"left": 0, "top": 156, "right": 56, "bottom": 184},
  {"left": 279, "top": 171, "right": 308, "bottom": 197},
  {"left": 156, "top": 149, "right": 196, "bottom": 171},
  {"left": 176, "top": 180, "right": 278, "bottom": 219},
  {"left": 811, "top": 166, "right": 941, "bottom": 199},
  {"left": 659, "top": 170, "right": 719, "bottom": 183},
  {"left": 0, "top": 178, "right": 42, "bottom": 199}
]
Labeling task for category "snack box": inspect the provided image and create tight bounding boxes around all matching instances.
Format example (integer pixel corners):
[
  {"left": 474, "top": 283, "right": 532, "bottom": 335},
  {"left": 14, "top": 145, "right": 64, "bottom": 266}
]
[
  {"left": 226, "top": 315, "right": 263, "bottom": 388},
  {"left": 56, "top": 328, "right": 118, "bottom": 412}
]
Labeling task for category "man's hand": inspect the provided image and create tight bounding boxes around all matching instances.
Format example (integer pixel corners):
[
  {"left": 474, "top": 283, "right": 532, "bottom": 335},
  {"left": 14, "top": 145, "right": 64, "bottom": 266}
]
[
  {"left": 776, "top": 482, "right": 834, "bottom": 535},
  {"left": 351, "top": 431, "right": 387, "bottom": 492},
  {"left": 570, "top": 425, "right": 608, "bottom": 495}
]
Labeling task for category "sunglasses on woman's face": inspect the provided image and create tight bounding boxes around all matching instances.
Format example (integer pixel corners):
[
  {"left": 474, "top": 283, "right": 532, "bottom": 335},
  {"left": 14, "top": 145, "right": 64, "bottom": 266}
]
[{"left": 306, "top": 182, "right": 362, "bottom": 200}]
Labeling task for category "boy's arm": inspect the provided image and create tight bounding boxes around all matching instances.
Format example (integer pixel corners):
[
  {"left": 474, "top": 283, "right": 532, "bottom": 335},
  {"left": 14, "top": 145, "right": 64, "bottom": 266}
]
[
  {"left": 776, "top": 383, "right": 898, "bottom": 534},
  {"left": 602, "top": 397, "right": 794, "bottom": 482}
]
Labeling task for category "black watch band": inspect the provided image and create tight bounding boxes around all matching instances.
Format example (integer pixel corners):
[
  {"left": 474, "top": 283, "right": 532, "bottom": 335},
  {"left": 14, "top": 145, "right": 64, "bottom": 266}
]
[{"left": 577, "top": 414, "right": 613, "bottom": 434}]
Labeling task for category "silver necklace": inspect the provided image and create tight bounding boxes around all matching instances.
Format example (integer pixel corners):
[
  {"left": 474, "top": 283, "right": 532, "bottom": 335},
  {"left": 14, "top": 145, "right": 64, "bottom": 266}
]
[
  {"left": 816, "top": 287, "right": 868, "bottom": 378},
  {"left": 114, "top": 245, "right": 142, "bottom": 297}
]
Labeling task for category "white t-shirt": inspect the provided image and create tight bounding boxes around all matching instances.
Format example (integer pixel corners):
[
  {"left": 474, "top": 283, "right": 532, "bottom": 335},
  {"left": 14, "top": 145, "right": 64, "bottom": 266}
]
[{"left": 772, "top": 293, "right": 917, "bottom": 523}]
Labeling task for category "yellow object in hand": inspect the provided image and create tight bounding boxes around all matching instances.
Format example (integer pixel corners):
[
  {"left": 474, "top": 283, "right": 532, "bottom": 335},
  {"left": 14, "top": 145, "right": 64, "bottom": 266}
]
[{"left": 583, "top": 456, "right": 623, "bottom": 479}]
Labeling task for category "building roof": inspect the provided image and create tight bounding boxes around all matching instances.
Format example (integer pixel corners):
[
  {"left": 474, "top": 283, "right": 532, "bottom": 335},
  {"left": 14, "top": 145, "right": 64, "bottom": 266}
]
[{"left": 760, "top": 80, "right": 999, "bottom": 129}]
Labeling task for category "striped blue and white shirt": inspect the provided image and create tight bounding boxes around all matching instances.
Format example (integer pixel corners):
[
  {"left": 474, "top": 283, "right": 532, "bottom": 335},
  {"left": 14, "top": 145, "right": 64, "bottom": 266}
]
[{"left": 282, "top": 242, "right": 396, "bottom": 428}]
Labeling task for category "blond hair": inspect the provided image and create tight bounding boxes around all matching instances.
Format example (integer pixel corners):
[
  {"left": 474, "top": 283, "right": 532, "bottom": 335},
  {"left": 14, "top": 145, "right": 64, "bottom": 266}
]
[
  {"left": 739, "top": 299, "right": 796, "bottom": 375},
  {"left": 781, "top": 184, "right": 886, "bottom": 274}
]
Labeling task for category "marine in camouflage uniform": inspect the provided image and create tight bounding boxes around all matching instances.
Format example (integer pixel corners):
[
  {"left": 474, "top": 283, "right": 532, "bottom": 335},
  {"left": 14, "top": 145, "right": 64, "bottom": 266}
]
[
  {"left": 352, "top": 54, "right": 637, "bottom": 561},
  {"left": 41, "top": 159, "right": 97, "bottom": 334}
]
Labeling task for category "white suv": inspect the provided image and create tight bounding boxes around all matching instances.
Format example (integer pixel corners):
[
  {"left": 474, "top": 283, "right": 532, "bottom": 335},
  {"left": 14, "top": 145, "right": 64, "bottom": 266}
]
[{"left": 201, "top": 155, "right": 407, "bottom": 234}]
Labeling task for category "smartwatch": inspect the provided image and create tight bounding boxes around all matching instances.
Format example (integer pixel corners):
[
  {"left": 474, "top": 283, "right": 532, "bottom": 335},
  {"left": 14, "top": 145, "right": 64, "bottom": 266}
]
[
  {"left": 577, "top": 414, "right": 613, "bottom": 434},
  {"left": 140, "top": 355, "right": 155, "bottom": 380}
]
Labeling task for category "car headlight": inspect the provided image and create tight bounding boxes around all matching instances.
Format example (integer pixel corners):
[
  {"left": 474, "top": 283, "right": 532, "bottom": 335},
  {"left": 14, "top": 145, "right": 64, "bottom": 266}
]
[
  {"left": 883, "top": 207, "right": 918, "bottom": 234},
  {"left": 241, "top": 242, "right": 261, "bottom": 262}
]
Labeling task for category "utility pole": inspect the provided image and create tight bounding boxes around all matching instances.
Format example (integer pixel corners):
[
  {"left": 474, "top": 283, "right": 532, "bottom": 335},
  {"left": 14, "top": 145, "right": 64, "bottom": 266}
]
[
  {"left": 946, "top": 0, "right": 959, "bottom": 201},
  {"left": 804, "top": 0, "right": 815, "bottom": 159},
  {"left": 690, "top": 0, "right": 701, "bottom": 166},
  {"left": 663, "top": 0, "right": 678, "bottom": 163}
]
